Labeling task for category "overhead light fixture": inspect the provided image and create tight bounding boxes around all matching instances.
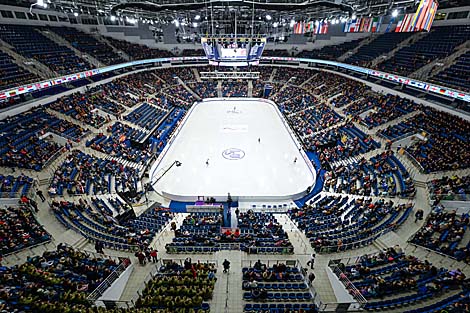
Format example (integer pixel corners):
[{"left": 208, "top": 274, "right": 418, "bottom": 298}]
[
  {"left": 290, "top": 19, "right": 295, "bottom": 28},
  {"left": 192, "top": 22, "right": 198, "bottom": 27},
  {"left": 73, "top": 12, "right": 78, "bottom": 17},
  {"left": 126, "top": 16, "right": 137, "bottom": 24},
  {"left": 266, "top": 14, "right": 272, "bottom": 21},
  {"left": 110, "top": 15, "right": 116, "bottom": 22},
  {"left": 35, "top": 0, "right": 47, "bottom": 8},
  {"left": 273, "top": 22, "right": 279, "bottom": 28},
  {"left": 351, "top": 14, "right": 357, "bottom": 20},
  {"left": 195, "top": 14, "right": 201, "bottom": 20},
  {"left": 173, "top": 19, "right": 179, "bottom": 27},
  {"left": 392, "top": 9, "right": 399, "bottom": 17}
]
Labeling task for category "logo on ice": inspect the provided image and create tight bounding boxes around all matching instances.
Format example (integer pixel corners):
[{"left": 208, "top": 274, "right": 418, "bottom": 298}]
[{"left": 222, "top": 148, "right": 245, "bottom": 160}]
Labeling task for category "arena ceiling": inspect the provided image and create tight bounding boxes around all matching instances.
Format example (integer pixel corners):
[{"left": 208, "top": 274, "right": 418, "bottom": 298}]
[{"left": 1, "top": 0, "right": 467, "bottom": 29}]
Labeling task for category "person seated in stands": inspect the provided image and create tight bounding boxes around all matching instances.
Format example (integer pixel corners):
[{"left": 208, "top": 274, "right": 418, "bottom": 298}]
[
  {"left": 262, "top": 270, "right": 274, "bottom": 281},
  {"left": 254, "top": 260, "right": 266, "bottom": 271}
]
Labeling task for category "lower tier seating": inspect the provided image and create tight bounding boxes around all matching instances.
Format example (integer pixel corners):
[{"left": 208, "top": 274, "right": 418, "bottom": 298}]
[
  {"left": 290, "top": 195, "right": 412, "bottom": 253},
  {"left": 135, "top": 259, "right": 215, "bottom": 312},
  {"left": 0, "top": 244, "right": 124, "bottom": 312},
  {"left": 243, "top": 262, "right": 318, "bottom": 312}
]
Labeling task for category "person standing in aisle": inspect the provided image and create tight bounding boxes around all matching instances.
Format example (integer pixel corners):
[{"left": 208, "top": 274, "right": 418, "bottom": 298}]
[
  {"left": 223, "top": 259, "right": 230, "bottom": 273},
  {"left": 36, "top": 189, "right": 46, "bottom": 202}
]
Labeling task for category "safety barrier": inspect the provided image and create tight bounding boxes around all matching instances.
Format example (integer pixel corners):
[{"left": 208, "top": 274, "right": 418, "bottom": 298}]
[{"left": 87, "top": 257, "right": 132, "bottom": 301}]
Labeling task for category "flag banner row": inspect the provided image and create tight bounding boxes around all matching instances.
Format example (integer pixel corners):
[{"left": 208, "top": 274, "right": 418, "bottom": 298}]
[
  {"left": 344, "top": 17, "right": 383, "bottom": 33},
  {"left": 395, "top": 0, "right": 438, "bottom": 32},
  {"left": 0, "top": 69, "right": 100, "bottom": 100},
  {"left": 294, "top": 21, "right": 328, "bottom": 34}
]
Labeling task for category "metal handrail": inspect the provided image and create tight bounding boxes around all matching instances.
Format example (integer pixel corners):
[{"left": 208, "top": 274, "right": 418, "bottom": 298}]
[
  {"left": 87, "top": 257, "right": 132, "bottom": 301},
  {"left": 332, "top": 264, "right": 368, "bottom": 306},
  {"left": 403, "top": 149, "right": 426, "bottom": 173}
]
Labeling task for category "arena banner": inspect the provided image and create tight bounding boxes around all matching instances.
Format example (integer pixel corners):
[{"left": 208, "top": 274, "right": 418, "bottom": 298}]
[{"left": 0, "top": 56, "right": 469, "bottom": 103}]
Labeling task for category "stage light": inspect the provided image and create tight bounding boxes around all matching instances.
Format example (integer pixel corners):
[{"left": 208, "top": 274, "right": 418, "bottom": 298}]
[
  {"left": 195, "top": 14, "right": 201, "bottom": 20},
  {"left": 126, "top": 17, "right": 137, "bottom": 24},
  {"left": 392, "top": 9, "right": 399, "bottom": 17},
  {"left": 110, "top": 15, "right": 116, "bottom": 22},
  {"left": 266, "top": 14, "right": 272, "bottom": 21},
  {"left": 290, "top": 19, "right": 295, "bottom": 28}
]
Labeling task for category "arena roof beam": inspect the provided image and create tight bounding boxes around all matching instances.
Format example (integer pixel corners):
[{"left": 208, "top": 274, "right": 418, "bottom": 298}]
[{"left": 110, "top": 0, "right": 355, "bottom": 16}]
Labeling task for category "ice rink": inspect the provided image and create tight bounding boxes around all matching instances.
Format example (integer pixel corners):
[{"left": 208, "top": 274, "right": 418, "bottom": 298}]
[{"left": 149, "top": 98, "right": 316, "bottom": 201}]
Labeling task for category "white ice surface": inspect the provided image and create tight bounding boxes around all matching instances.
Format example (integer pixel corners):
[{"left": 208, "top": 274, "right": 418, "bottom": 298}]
[{"left": 150, "top": 98, "right": 315, "bottom": 201}]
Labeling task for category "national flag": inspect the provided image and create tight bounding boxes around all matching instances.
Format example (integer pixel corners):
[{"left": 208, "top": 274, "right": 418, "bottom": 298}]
[
  {"left": 446, "top": 91, "right": 455, "bottom": 97},
  {"left": 305, "top": 21, "right": 314, "bottom": 33},
  {"left": 371, "top": 17, "right": 383, "bottom": 33},
  {"left": 395, "top": 16, "right": 404, "bottom": 32},
  {"left": 423, "top": 0, "right": 438, "bottom": 31},
  {"left": 344, "top": 19, "right": 359, "bottom": 32},
  {"left": 363, "top": 18, "right": 372, "bottom": 32},
  {"left": 401, "top": 14, "right": 415, "bottom": 32},
  {"left": 0, "top": 93, "right": 6, "bottom": 99},
  {"left": 18, "top": 87, "right": 25, "bottom": 92},
  {"left": 357, "top": 18, "right": 371, "bottom": 32},
  {"left": 317, "top": 22, "right": 328, "bottom": 34},
  {"left": 412, "top": 0, "right": 428, "bottom": 31},
  {"left": 385, "top": 17, "right": 395, "bottom": 32},
  {"left": 315, "top": 22, "right": 321, "bottom": 34},
  {"left": 25, "top": 85, "right": 35, "bottom": 92},
  {"left": 351, "top": 19, "right": 360, "bottom": 32},
  {"left": 359, "top": 18, "right": 366, "bottom": 32},
  {"left": 9, "top": 91, "right": 16, "bottom": 96},
  {"left": 409, "top": 81, "right": 427, "bottom": 88}
]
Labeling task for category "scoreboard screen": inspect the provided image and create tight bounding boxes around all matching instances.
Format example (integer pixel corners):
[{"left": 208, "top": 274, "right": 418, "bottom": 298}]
[{"left": 201, "top": 36, "right": 266, "bottom": 66}]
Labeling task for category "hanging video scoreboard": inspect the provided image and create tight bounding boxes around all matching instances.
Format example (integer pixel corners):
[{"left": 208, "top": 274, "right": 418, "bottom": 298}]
[{"left": 201, "top": 36, "right": 266, "bottom": 66}]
